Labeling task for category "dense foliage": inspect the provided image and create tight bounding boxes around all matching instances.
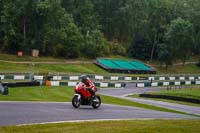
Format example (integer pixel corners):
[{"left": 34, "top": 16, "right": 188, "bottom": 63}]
[{"left": 0, "top": 0, "right": 200, "bottom": 64}]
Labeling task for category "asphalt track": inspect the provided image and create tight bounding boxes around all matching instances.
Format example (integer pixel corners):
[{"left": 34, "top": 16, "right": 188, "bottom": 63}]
[{"left": 0, "top": 102, "right": 197, "bottom": 126}]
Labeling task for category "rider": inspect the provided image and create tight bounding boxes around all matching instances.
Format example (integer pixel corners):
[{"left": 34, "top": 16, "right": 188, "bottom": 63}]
[{"left": 80, "top": 75, "right": 96, "bottom": 97}]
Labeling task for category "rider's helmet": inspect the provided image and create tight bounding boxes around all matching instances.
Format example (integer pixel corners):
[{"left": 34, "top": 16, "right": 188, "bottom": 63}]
[{"left": 80, "top": 75, "right": 87, "bottom": 83}]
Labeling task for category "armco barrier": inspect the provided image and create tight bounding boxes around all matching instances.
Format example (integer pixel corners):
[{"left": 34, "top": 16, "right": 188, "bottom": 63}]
[
  {"left": 52, "top": 81, "right": 126, "bottom": 88},
  {"left": 2, "top": 81, "right": 40, "bottom": 87},
  {"left": 0, "top": 74, "right": 43, "bottom": 80},
  {"left": 0, "top": 74, "right": 138, "bottom": 81},
  {"left": 1, "top": 81, "right": 126, "bottom": 88},
  {"left": 50, "top": 75, "right": 139, "bottom": 81},
  {"left": 136, "top": 80, "right": 200, "bottom": 88},
  {"left": 148, "top": 76, "right": 200, "bottom": 81},
  {"left": 55, "top": 75, "right": 199, "bottom": 81},
  {"left": 1, "top": 73, "right": 200, "bottom": 82}
]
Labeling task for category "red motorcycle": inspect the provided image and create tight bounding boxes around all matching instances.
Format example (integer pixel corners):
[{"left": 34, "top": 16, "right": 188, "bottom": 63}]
[{"left": 72, "top": 82, "right": 101, "bottom": 109}]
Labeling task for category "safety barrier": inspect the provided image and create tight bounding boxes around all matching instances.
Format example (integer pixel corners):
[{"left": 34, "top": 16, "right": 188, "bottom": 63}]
[
  {"left": 147, "top": 76, "right": 200, "bottom": 81},
  {"left": 1, "top": 81, "right": 126, "bottom": 88},
  {"left": 2, "top": 81, "right": 40, "bottom": 87},
  {"left": 48, "top": 81, "right": 126, "bottom": 88},
  {"left": 1, "top": 74, "right": 200, "bottom": 82},
  {"left": 1, "top": 74, "right": 140, "bottom": 81},
  {"left": 136, "top": 80, "right": 200, "bottom": 87}
]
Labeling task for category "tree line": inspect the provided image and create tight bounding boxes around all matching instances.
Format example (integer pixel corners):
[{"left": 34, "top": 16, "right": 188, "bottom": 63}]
[{"left": 0, "top": 0, "right": 200, "bottom": 66}]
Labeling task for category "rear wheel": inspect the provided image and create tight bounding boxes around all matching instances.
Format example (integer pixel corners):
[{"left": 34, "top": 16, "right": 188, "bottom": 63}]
[
  {"left": 92, "top": 95, "right": 101, "bottom": 109},
  {"left": 72, "top": 95, "right": 81, "bottom": 108}
]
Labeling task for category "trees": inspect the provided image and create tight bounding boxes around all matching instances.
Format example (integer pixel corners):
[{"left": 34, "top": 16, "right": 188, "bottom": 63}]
[
  {"left": 92, "top": 0, "right": 127, "bottom": 42},
  {"left": 185, "top": 0, "right": 200, "bottom": 57},
  {"left": 0, "top": 0, "right": 22, "bottom": 53},
  {"left": 165, "top": 18, "right": 194, "bottom": 65},
  {"left": 0, "top": 0, "right": 82, "bottom": 58},
  {"left": 157, "top": 43, "right": 173, "bottom": 69},
  {"left": 37, "top": 0, "right": 83, "bottom": 58},
  {"left": 83, "top": 30, "right": 107, "bottom": 58},
  {"left": 124, "top": 0, "right": 199, "bottom": 63},
  {"left": 0, "top": 0, "right": 200, "bottom": 61},
  {"left": 61, "top": 0, "right": 107, "bottom": 58}
]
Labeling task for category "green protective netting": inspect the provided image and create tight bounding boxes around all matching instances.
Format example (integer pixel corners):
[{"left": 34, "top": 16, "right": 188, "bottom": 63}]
[
  {"left": 131, "top": 61, "right": 151, "bottom": 70},
  {"left": 112, "top": 60, "right": 136, "bottom": 69},
  {"left": 98, "top": 59, "right": 152, "bottom": 71},
  {"left": 98, "top": 59, "right": 121, "bottom": 69}
]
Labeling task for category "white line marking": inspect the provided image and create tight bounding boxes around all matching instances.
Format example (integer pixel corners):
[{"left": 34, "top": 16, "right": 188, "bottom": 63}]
[
  {"left": 0, "top": 101, "right": 71, "bottom": 103},
  {"left": 121, "top": 93, "right": 138, "bottom": 97},
  {"left": 16, "top": 118, "right": 184, "bottom": 126}
]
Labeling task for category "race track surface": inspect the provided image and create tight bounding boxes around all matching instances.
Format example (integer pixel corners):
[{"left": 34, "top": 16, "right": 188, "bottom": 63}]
[{"left": 0, "top": 102, "right": 197, "bottom": 126}]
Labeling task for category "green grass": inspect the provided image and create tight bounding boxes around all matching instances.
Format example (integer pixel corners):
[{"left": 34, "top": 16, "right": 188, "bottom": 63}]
[
  {"left": 0, "top": 62, "right": 108, "bottom": 74},
  {"left": 1, "top": 61, "right": 200, "bottom": 74},
  {"left": 130, "top": 94, "right": 200, "bottom": 107},
  {"left": 155, "top": 64, "right": 200, "bottom": 74},
  {"left": 1, "top": 120, "right": 200, "bottom": 133},
  {"left": 0, "top": 53, "right": 134, "bottom": 62},
  {"left": 0, "top": 86, "right": 186, "bottom": 114},
  {"left": 105, "top": 55, "right": 135, "bottom": 60},
  {"left": 0, "top": 86, "right": 74, "bottom": 101},
  {"left": 148, "top": 88, "right": 200, "bottom": 99},
  {"left": 0, "top": 53, "right": 66, "bottom": 62},
  {"left": 129, "top": 88, "right": 200, "bottom": 107},
  {"left": 1, "top": 53, "right": 200, "bottom": 74}
]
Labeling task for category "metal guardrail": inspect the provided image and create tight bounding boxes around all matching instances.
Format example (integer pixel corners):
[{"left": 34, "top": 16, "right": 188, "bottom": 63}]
[
  {"left": 2, "top": 81, "right": 126, "bottom": 88},
  {"left": 1, "top": 73, "right": 200, "bottom": 81},
  {"left": 136, "top": 81, "right": 200, "bottom": 88}
]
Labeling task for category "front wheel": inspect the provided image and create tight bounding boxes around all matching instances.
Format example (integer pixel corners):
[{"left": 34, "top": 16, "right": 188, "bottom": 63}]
[
  {"left": 72, "top": 95, "right": 81, "bottom": 108},
  {"left": 91, "top": 95, "right": 101, "bottom": 109}
]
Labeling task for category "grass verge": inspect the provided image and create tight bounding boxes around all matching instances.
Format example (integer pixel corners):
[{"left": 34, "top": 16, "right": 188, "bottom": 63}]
[
  {"left": 1, "top": 53, "right": 200, "bottom": 74},
  {"left": 0, "top": 53, "right": 66, "bottom": 62},
  {"left": 0, "top": 62, "right": 108, "bottom": 74},
  {"left": 155, "top": 64, "right": 200, "bottom": 74},
  {"left": 146, "top": 88, "right": 200, "bottom": 99},
  {"left": 0, "top": 86, "right": 74, "bottom": 102},
  {"left": 130, "top": 94, "right": 200, "bottom": 107},
  {"left": 1, "top": 61, "right": 200, "bottom": 74},
  {"left": 0, "top": 120, "right": 200, "bottom": 133}
]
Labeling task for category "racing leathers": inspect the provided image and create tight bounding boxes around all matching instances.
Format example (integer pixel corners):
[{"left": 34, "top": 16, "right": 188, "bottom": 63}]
[{"left": 83, "top": 78, "right": 96, "bottom": 96}]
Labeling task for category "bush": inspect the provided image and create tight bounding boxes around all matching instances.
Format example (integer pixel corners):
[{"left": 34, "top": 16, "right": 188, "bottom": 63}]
[
  {"left": 196, "top": 61, "right": 200, "bottom": 67},
  {"left": 110, "top": 42, "right": 126, "bottom": 56}
]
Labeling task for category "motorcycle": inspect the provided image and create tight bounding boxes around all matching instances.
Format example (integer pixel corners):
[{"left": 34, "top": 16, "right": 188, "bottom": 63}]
[{"left": 72, "top": 82, "right": 101, "bottom": 109}]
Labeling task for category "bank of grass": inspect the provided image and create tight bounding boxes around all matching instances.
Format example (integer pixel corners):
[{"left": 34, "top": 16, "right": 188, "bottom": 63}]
[
  {"left": 1, "top": 120, "right": 200, "bottom": 133},
  {"left": 0, "top": 61, "right": 146, "bottom": 76},
  {"left": 130, "top": 94, "right": 200, "bottom": 107},
  {"left": 147, "top": 88, "right": 200, "bottom": 99},
  {"left": 0, "top": 86, "right": 74, "bottom": 101},
  {"left": 0, "top": 53, "right": 135, "bottom": 62},
  {"left": 1, "top": 60, "right": 200, "bottom": 74},
  {"left": 0, "top": 62, "right": 108, "bottom": 74},
  {"left": 0, "top": 86, "right": 186, "bottom": 114},
  {"left": 129, "top": 88, "right": 200, "bottom": 107},
  {"left": 156, "top": 64, "right": 200, "bottom": 74},
  {"left": 0, "top": 53, "right": 66, "bottom": 62},
  {"left": 1, "top": 54, "right": 200, "bottom": 74},
  {"left": 0, "top": 53, "right": 94, "bottom": 62}
]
